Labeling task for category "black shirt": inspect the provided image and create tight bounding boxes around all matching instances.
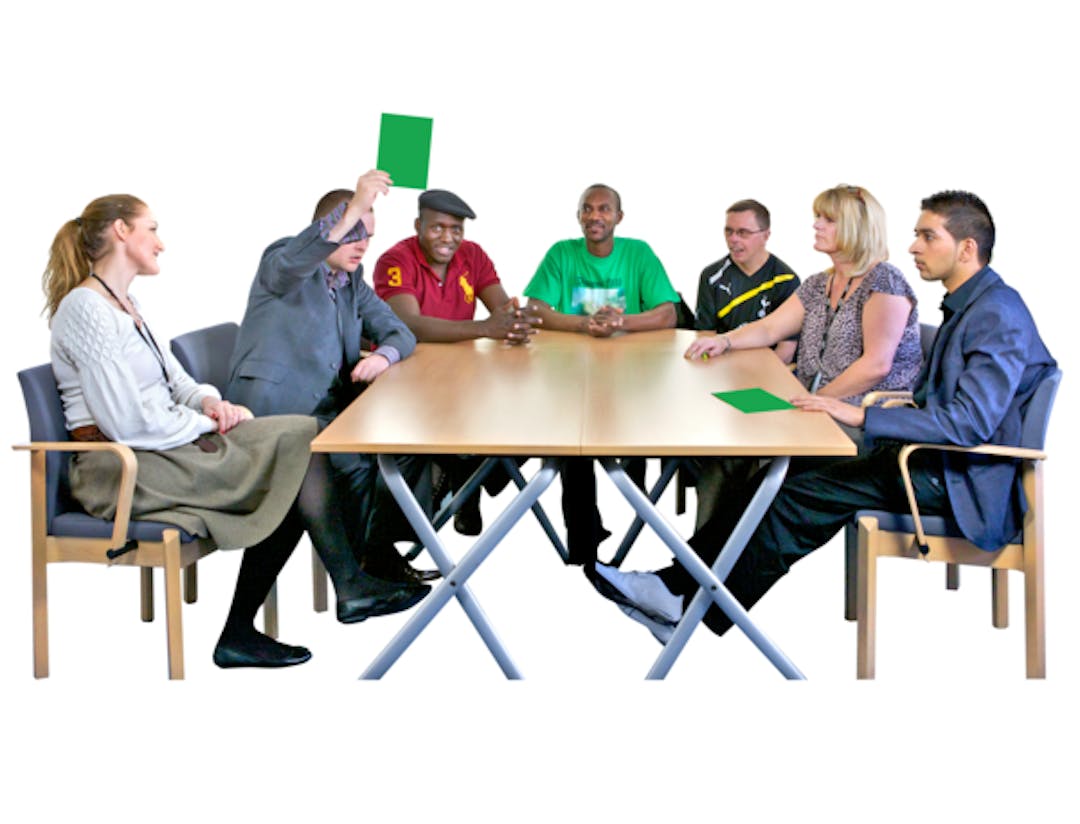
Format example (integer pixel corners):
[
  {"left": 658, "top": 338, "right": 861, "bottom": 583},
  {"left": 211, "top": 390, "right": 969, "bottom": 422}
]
[{"left": 693, "top": 253, "right": 799, "bottom": 332}]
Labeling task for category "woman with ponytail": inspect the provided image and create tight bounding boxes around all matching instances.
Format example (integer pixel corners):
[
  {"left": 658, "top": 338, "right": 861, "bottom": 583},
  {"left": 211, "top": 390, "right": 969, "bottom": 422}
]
[{"left": 45, "top": 195, "right": 427, "bottom": 669}]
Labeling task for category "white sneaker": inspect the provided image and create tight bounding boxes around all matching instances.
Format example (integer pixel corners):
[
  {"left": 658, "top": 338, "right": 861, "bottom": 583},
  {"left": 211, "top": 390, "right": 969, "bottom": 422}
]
[
  {"left": 591, "top": 563, "right": 683, "bottom": 625},
  {"left": 618, "top": 604, "right": 674, "bottom": 645}
]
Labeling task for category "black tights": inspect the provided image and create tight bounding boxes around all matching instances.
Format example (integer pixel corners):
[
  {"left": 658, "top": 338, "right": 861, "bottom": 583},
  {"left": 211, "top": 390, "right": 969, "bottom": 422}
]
[{"left": 220, "top": 453, "right": 366, "bottom": 641}]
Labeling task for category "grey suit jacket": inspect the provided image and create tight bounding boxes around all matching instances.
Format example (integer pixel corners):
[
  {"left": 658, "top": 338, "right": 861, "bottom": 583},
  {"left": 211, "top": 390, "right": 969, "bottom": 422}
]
[
  {"left": 226, "top": 220, "right": 416, "bottom": 418},
  {"left": 865, "top": 267, "right": 1056, "bottom": 550}
]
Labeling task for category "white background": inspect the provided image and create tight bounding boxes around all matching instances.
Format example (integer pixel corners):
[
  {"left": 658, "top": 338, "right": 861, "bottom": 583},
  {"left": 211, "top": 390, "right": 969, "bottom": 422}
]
[{"left": 2, "top": 1, "right": 1075, "bottom": 820}]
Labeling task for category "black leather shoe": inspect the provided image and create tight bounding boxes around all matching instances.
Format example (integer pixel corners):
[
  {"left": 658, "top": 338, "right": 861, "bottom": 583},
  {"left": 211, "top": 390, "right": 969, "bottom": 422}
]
[
  {"left": 454, "top": 507, "right": 483, "bottom": 537},
  {"left": 336, "top": 580, "right": 430, "bottom": 624},
  {"left": 213, "top": 636, "right": 312, "bottom": 669},
  {"left": 363, "top": 550, "right": 442, "bottom": 584}
]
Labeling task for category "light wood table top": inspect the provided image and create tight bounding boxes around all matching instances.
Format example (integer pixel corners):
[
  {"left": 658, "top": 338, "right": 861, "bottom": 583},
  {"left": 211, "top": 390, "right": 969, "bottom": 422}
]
[{"left": 311, "top": 329, "right": 856, "bottom": 459}]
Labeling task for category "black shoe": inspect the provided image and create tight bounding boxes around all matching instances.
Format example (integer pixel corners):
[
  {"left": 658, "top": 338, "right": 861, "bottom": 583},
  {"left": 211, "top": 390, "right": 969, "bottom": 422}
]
[
  {"left": 213, "top": 632, "right": 312, "bottom": 669},
  {"left": 453, "top": 506, "right": 483, "bottom": 537},
  {"left": 363, "top": 549, "right": 442, "bottom": 584},
  {"left": 336, "top": 576, "right": 430, "bottom": 624},
  {"left": 431, "top": 464, "right": 451, "bottom": 509}
]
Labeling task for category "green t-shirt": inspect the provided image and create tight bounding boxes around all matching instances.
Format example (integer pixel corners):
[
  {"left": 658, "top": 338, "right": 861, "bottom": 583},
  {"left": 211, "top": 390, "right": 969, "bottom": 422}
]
[{"left": 524, "top": 237, "right": 679, "bottom": 315}]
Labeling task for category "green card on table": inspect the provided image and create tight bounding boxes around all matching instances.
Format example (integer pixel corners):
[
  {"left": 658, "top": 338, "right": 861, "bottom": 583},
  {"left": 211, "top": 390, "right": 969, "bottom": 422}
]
[
  {"left": 713, "top": 387, "right": 794, "bottom": 413},
  {"left": 377, "top": 113, "right": 433, "bottom": 189}
]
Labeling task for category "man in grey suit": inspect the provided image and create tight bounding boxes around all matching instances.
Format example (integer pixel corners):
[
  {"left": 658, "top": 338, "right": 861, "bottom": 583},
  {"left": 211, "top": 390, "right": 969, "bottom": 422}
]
[
  {"left": 228, "top": 170, "right": 435, "bottom": 621},
  {"left": 589, "top": 190, "right": 1057, "bottom": 642}
]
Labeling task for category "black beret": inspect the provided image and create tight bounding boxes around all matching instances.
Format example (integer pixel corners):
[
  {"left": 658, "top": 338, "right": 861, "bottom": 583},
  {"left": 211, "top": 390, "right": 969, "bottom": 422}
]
[{"left": 418, "top": 189, "right": 476, "bottom": 220}]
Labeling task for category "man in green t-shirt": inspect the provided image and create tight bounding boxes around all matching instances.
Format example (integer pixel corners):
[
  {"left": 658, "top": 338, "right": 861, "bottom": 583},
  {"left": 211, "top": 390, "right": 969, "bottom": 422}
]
[{"left": 524, "top": 183, "right": 679, "bottom": 568}]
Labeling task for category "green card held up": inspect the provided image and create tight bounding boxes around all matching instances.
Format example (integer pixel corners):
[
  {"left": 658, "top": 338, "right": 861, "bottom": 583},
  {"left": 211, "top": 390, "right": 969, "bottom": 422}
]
[
  {"left": 713, "top": 387, "right": 794, "bottom": 413},
  {"left": 377, "top": 113, "right": 433, "bottom": 189}
]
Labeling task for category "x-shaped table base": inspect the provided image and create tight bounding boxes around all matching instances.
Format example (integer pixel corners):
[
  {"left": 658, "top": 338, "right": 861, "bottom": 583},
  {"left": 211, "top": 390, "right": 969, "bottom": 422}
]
[
  {"left": 598, "top": 456, "right": 806, "bottom": 680},
  {"left": 361, "top": 455, "right": 561, "bottom": 679}
]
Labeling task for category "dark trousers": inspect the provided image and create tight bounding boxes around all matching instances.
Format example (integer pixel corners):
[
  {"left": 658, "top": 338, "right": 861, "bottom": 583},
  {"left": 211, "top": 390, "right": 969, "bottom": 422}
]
[
  {"left": 436, "top": 454, "right": 523, "bottom": 516},
  {"left": 659, "top": 446, "right": 950, "bottom": 636},
  {"left": 562, "top": 456, "right": 646, "bottom": 566},
  {"left": 328, "top": 451, "right": 432, "bottom": 559}
]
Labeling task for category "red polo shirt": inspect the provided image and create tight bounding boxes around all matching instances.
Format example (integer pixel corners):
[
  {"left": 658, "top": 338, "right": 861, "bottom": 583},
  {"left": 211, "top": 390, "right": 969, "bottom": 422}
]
[{"left": 373, "top": 236, "right": 501, "bottom": 321}]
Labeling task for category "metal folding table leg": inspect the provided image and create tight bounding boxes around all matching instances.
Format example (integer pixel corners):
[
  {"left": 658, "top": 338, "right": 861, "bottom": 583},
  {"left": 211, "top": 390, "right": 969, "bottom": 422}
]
[
  {"left": 598, "top": 457, "right": 805, "bottom": 680},
  {"left": 501, "top": 457, "right": 568, "bottom": 562},
  {"left": 362, "top": 456, "right": 560, "bottom": 679},
  {"left": 404, "top": 458, "right": 497, "bottom": 561},
  {"left": 608, "top": 456, "right": 683, "bottom": 567}
]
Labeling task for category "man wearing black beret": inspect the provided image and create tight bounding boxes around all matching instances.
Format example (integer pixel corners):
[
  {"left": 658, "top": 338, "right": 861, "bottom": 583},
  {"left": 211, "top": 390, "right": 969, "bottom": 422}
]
[{"left": 373, "top": 189, "right": 538, "bottom": 535}]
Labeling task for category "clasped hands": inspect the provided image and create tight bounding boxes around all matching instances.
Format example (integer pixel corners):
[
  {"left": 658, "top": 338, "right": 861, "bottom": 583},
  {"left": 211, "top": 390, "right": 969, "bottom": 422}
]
[
  {"left": 202, "top": 397, "right": 253, "bottom": 434},
  {"left": 487, "top": 297, "right": 541, "bottom": 344},
  {"left": 584, "top": 305, "right": 625, "bottom": 337}
]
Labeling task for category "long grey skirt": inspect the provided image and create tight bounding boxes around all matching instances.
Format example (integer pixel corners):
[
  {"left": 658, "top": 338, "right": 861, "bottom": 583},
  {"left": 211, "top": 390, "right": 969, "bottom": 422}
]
[{"left": 70, "top": 415, "right": 318, "bottom": 549}]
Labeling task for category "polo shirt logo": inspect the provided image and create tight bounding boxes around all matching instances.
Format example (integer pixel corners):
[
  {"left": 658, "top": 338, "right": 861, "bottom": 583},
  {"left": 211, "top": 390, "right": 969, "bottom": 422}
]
[{"left": 459, "top": 273, "right": 475, "bottom": 303}]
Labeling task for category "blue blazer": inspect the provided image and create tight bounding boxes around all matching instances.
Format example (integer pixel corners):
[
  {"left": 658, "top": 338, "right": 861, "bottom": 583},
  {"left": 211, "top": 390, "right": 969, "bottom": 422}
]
[
  {"left": 865, "top": 267, "right": 1056, "bottom": 550},
  {"left": 226, "top": 220, "right": 416, "bottom": 418}
]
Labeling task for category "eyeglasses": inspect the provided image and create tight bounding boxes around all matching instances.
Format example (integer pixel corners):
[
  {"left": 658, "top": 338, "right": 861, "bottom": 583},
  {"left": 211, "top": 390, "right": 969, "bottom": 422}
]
[
  {"left": 724, "top": 228, "right": 766, "bottom": 239},
  {"left": 845, "top": 185, "right": 866, "bottom": 203}
]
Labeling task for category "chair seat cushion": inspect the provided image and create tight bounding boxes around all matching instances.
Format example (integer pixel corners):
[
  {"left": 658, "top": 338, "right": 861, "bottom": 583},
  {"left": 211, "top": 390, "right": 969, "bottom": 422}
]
[
  {"left": 52, "top": 512, "right": 200, "bottom": 543},
  {"left": 856, "top": 509, "right": 1021, "bottom": 545},
  {"left": 855, "top": 510, "right": 966, "bottom": 539}
]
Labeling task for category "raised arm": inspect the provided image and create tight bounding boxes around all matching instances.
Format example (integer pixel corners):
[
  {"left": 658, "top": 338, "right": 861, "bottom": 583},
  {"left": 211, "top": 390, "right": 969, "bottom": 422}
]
[{"left": 259, "top": 170, "right": 389, "bottom": 297}]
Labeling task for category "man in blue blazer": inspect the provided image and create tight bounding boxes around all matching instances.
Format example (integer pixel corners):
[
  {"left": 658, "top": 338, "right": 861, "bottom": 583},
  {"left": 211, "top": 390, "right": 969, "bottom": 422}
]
[
  {"left": 228, "top": 170, "right": 435, "bottom": 622},
  {"left": 590, "top": 191, "right": 1057, "bottom": 641}
]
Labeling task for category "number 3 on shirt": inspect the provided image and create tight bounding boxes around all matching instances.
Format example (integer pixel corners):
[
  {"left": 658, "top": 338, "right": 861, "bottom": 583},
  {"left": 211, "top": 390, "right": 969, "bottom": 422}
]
[{"left": 387, "top": 266, "right": 402, "bottom": 288}]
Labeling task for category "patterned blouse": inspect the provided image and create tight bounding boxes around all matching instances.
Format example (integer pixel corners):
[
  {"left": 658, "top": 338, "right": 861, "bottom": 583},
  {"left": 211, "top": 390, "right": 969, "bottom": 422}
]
[{"left": 794, "top": 261, "right": 921, "bottom": 404}]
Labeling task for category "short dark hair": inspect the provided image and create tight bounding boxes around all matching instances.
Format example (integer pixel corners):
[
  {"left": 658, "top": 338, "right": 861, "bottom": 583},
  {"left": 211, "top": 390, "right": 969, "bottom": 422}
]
[
  {"left": 313, "top": 189, "right": 353, "bottom": 222},
  {"left": 727, "top": 199, "right": 770, "bottom": 231},
  {"left": 920, "top": 190, "right": 995, "bottom": 265},
  {"left": 579, "top": 183, "right": 622, "bottom": 213}
]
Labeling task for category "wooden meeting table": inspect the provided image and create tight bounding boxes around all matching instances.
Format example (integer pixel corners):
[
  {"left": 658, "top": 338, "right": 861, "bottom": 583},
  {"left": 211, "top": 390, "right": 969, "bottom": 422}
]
[{"left": 312, "top": 329, "right": 855, "bottom": 679}]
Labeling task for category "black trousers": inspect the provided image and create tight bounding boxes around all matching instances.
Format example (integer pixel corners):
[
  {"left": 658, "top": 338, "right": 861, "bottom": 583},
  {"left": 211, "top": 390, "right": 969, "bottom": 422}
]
[
  {"left": 659, "top": 445, "right": 950, "bottom": 636},
  {"left": 436, "top": 454, "right": 524, "bottom": 515},
  {"left": 562, "top": 456, "right": 646, "bottom": 566},
  {"left": 328, "top": 450, "right": 432, "bottom": 557}
]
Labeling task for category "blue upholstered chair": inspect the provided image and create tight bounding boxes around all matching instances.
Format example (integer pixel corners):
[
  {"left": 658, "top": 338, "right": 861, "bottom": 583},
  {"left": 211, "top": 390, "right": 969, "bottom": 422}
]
[
  {"left": 843, "top": 322, "right": 941, "bottom": 619},
  {"left": 170, "top": 322, "right": 330, "bottom": 628},
  {"left": 854, "top": 367, "right": 1061, "bottom": 678},
  {"left": 15, "top": 364, "right": 215, "bottom": 679}
]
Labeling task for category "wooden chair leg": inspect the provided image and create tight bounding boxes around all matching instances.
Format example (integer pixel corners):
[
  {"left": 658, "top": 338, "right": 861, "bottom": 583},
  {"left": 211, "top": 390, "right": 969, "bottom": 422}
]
[
  {"left": 844, "top": 523, "right": 857, "bottom": 621},
  {"left": 263, "top": 582, "right": 279, "bottom": 639},
  {"left": 1024, "top": 554, "right": 1046, "bottom": 678},
  {"left": 162, "top": 531, "right": 184, "bottom": 680},
  {"left": 184, "top": 561, "right": 198, "bottom": 604},
  {"left": 312, "top": 547, "right": 328, "bottom": 613},
  {"left": 675, "top": 469, "right": 686, "bottom": 516},
  {"left": 856, "top": 518, "right": 877, "bottom": 679},
  {"left": 32, "top": 549, "right": 49, "bottom": 678},
  {"left": 991, "top": 569, "right": 1009, "bottom": 629},
  {"left": 30, "top": 450, "right": 49, "bottom": 678},
  {"left": 1023, "top": 467, "right": 1045, "bottom": 678},
  {"left": 141, "top": 567, "right": 154, "bottom": 622},
  {"left": 945, "top": 563, "right": 960, "bottom": 590}
]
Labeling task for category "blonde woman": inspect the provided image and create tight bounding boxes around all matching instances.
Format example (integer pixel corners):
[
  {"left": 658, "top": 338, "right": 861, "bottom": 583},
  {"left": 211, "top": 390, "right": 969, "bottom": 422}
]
[
  {"left": 683, "top": 184, "right": 921, "bottom": 527},
  {"left": 686, "top": 184, "right": 920, "bottom": 405}
]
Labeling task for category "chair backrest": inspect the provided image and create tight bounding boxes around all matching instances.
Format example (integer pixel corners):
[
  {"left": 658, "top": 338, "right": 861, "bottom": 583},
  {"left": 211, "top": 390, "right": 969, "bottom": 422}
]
[
  {"left": 919, "top": 322, "right": 937, "bottom": 361},
  {"left": 169, "top": 322, "right": 239, "bottom": 392},
  {"left": 1020, "top": 367, "right": 1062, "bottom": 450},
  {"left": 17, "top": 364, "right": 79, "bottom": 527}
]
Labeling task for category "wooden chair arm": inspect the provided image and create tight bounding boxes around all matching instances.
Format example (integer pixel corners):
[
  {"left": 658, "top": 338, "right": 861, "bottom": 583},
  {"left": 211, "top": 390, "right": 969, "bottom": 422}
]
[
  {"left": 13, "top": 440, "right": 139, "bottom": 557},
  {"left": 893, "top": 441, "right": 1047, "bottom": 556},
  {"left": 861, "top": 390, "right": 915, "bottom": 409}
]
